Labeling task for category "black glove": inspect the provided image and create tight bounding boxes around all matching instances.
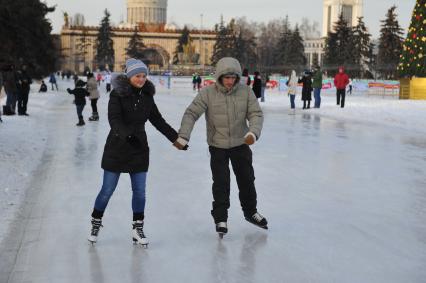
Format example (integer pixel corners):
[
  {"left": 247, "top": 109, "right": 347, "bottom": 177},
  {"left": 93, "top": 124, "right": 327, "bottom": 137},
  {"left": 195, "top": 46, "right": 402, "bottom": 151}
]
[{"left": 126, "top": 135, "right": 141, "bottom": 147}]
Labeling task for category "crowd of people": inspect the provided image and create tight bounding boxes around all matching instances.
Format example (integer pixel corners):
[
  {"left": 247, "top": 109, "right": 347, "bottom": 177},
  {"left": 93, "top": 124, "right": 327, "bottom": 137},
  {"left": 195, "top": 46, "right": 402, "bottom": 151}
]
[
  {"left": 0, "top": 64, "right": 32, "bottom": 118},
  {"left": 287, "top": 66, "right": 350, "bottom": 114}
]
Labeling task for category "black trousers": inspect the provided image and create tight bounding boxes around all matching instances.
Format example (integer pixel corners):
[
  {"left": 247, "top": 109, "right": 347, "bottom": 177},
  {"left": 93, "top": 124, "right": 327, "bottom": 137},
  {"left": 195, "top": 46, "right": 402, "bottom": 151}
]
[
  {"left": 337, "top": 89, "right": 346, "bottom": 108},
  {"left": 91, "top": 98, "right": 98, "bottom": 113},
  {"left": 17, "top": 89, "right": 29, "bottom": 114},
  {"left": 209, "top": 144, "right": 257, "bottom": 223}
]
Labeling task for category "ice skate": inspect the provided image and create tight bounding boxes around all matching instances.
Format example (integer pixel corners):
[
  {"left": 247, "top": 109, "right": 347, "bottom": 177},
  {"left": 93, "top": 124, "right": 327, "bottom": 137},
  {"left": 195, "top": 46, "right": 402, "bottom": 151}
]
[
  {"left": 216, "top": 222, "right": 228, "bottom": 239},
  {"left": 132, "top": 220, "right": 149, "bottom": 248},
  {"left": 89, "top": 112, "right": 99, "bottom": 121},
  {"left": 245, "top": 212, "right": 268, "bottom": 230},
  {"left": 76, "top": 116, "right": 85, "bottom": 126},
  {"left": 88, "top": 218, "right": 103, "bottom": 245}
]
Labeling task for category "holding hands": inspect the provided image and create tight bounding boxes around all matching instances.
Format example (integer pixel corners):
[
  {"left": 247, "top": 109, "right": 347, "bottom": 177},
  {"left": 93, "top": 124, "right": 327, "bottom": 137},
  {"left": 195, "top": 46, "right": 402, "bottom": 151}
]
[{"left": 173, "top": 137, "right": 189, "bottom": 151}]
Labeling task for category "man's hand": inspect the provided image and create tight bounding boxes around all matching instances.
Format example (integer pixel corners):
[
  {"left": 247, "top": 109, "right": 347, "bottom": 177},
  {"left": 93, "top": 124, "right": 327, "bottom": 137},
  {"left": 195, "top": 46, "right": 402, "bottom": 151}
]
[
  {"left": 173, "top": 137, "right": 189, "bottom": 150},
  {"left": 244, "top": 132, "right": 257, "bottom": 146}
]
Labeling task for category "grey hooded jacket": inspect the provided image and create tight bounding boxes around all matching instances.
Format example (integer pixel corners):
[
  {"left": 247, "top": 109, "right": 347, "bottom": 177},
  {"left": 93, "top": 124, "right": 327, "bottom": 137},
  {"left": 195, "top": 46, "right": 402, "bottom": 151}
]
[{"left": 178, "top": 57, "right": 263, "bottom": 149}]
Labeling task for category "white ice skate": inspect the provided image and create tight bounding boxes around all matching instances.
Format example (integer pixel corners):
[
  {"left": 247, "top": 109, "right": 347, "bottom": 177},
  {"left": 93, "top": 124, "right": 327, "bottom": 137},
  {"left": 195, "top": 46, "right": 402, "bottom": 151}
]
[
  {"left": 132, "top": 220, "right": 149, "bottom": 248},
  {"left": 88, "top": 218, "right": 103, "bottom": 245},
  {"left": 216, "top": 222, "right": 228, "bottom": 239}
]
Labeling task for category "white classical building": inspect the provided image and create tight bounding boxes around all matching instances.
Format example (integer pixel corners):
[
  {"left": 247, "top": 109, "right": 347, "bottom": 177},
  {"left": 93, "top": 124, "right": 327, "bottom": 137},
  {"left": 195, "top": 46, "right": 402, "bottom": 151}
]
[
  {"left": 127, "top": 0, "right": 168, "bottom": 26},
  {"left": 304, "top": 0, "right": 364, "bottom": 68},
  {"left": 323, "top": 0, "right": 364, "bottom": 37}
]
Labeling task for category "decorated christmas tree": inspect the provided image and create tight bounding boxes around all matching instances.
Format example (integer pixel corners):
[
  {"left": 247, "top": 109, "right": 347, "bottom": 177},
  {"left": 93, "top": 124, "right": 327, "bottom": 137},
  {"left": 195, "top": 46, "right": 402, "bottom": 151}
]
[{"left": 398, "top": 0, "right": 426, "bottom": 77}]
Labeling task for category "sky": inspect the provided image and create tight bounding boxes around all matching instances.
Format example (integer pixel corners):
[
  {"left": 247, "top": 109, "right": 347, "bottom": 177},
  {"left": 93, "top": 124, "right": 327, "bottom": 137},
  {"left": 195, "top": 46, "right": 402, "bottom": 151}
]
[{"left": 44, "top": 0, "right": 415, "bottom": 39}]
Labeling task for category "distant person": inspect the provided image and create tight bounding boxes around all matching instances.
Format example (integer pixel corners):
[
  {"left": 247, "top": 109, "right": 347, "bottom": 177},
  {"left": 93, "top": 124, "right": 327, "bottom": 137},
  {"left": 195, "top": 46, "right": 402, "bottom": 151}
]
[
  {"left": 241, "top": 68, "right": 251, "bottom": 86},
  {"left": 334, "top": 67, "right": 349, "bottom": 108},
  {"left": 96, "top": 73, "right": 103, "bottom": 86},
  {"left": 196, "top": 75, "right": 202, "bottom": 91},
  {"left": 67, "top": 79, "right": 89, "bottom": 126},
  {"left": 0, "top": 71, "right": 3, "bottom": 121},
  {"left": 17, "top": 65, "right": 32, "bottom": 116},
  {"left": 86, "top": 73, "right": 100, "bottom": 121},
  {"left": 49, "top": 73, "right": 58, "bottom": 91},
  {"left": 312, "top": 66, "right": 323, "bottom": 108},
  {"left": 287, "top": 70, "right": 298, "bottom": 114},
  {"left": 39, "top": 80, "right": 48, "bottom": 93},
  {"left": 73, "top": 73, "right": 79, "bottom": 85},
  {"left": 298, "top": 70, "right": 313, "bottom": 110},
  {"left": 348, "top": 78, "right": 353, "bottom": 95},
  {"left": 252, "top": 71, "right": 262, "bottom": 99},
  {"left": 192, "top": 73, "right": 197, "bottom": 91},
  {"left": 261, "top": 74, "right": 269, "bottom": 102},
  {"left": 104, "top": 72, "right": 112, "bottom": 92},
  {"left": 3, "top": 64, "right": 19, "bottom": 115}
]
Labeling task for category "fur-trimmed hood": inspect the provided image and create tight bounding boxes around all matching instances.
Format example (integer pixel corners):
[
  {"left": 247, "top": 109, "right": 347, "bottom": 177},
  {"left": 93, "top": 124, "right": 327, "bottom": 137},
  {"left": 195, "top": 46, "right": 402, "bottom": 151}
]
[{"left": 111, "top": 73, "right": 155, "bottom": 97}]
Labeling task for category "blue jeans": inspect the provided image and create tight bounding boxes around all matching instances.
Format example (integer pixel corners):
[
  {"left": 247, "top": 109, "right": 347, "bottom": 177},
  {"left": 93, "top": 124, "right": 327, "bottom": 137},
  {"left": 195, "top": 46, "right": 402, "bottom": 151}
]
[
  {"left": 314, "top": 88, "right": 321, "bottom": 108},
  {"left": 94, "top": 170, "right": 147, "bottom": 214},
  {"left": 76, "top": 104, "right": 84, "bottom": 118},
  {"left": 289, "top": 94, "right": 296, "bottom": 109}
]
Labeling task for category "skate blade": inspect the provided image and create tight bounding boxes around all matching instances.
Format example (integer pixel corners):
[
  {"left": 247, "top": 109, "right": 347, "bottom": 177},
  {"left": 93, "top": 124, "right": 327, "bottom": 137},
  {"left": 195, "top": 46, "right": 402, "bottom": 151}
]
[
  {"left": 133, "top": 239, "right": 149, "bottom": 248},
  {"left": 88, "top": 239, "right": 96, "bottom": 245},
  {"left": 246, "top": 220, "right": 268, "bottom": 230}
]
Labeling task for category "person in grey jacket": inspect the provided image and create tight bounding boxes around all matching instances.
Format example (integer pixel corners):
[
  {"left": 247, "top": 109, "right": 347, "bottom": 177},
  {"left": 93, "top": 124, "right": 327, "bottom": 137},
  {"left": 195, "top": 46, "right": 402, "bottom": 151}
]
[
  {"left": 86, "top": 73, "right": 100, "bottom": 121},
  {"left": 177, "top": 57, "right": 268, "bottom": 236}
]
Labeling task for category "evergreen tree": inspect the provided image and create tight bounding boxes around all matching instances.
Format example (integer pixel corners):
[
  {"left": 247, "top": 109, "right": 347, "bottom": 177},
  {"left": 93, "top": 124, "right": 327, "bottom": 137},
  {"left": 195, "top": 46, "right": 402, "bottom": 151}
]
[
  {"left": 398, "top": 0, "right": 426, "bottom": 78},
  {"left": 275, "top": 16, "right": 292, "bottom": 71},
  {"left": 323, "top": 13, "right": 355, "bottom": 75},
  {"left": 235, "top": 29, "right": 257, "bottom": 70},
  {"left": 0, "top": 0, "right": 57, "bottom": 77},
  {"left": 352, "top": 17, "right": 372, "bottom": 78},
  {"left": 286, "top": 25, "right": 307, "bottom": 72},
  {"left": 126, "top": 27, "right": 146, "bottom": 60},
  {"left": 173, "top": 26, "right": 191, "bottom": 64},
  {"left": 226, "top": 19, "right": 239, "bottom": 58},
  {"left": 211, "top": 18, "right": 239, "bottom": 65},
  {"left": 95, "top": 9, "right": 115, "bottom": 71},
  {"left": 377, "top": 6, "right": 404, "bottom": 79}
]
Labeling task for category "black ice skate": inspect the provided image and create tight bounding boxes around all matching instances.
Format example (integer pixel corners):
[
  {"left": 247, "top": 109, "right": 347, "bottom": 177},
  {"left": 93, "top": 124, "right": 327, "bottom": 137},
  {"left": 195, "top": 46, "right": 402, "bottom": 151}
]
[
  {"left": 88, "top": 218, "right": 103, "bottom": 245},
  {"left": 245, "top": 212, "right": 268, "bottom": 230},
  {"left": 132, "top": 220, "right": 149, "bottom": 248},
  {"left": 89, "top": 112, "right": 99, "bottom": 121},
  {"left": 76, "top": 116, "right": 85, "bottom": 126},
  {"left": 216, "top": 222, "right": 228, "bottom": 239}
]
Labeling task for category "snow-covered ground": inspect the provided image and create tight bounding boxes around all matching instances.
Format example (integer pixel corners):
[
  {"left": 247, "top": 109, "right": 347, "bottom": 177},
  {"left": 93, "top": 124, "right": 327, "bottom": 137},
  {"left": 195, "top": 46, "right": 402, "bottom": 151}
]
[{"left": 0, "top": 78, "right": 425, "bottom": 282}]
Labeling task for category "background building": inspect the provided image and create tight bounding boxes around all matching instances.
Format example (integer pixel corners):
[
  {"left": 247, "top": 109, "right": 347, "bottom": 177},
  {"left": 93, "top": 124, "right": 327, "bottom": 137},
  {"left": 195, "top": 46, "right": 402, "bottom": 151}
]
[
  {"left": 323, "top": 0, "right": 364, "bottom": 37},
  {"left": 304, "top": 0, "right": 364, "bottom": 68},
  {"left": 60, "top": 0, "right": 216, "bottom": 73}
]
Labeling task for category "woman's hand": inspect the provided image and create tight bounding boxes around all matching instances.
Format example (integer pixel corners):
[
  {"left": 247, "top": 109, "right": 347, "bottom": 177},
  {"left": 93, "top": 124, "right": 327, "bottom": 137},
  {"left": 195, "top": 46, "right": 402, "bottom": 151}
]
[{"left": 173, "top": 137, "right": 189, "bottom": 150}]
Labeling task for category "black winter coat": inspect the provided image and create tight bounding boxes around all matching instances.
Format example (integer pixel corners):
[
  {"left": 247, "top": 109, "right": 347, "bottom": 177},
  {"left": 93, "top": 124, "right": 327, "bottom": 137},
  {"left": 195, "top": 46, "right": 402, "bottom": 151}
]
[
  {"left": 252, "top": 76, "right": 262, "bottom": 98},
  {"left": 298, "top": 76, "right": 313, "bottom": 101},
  {"left": 67, "top": 87, "right": 89, "bottom": 105},
  {"left": 101, "top": 75, "right": 178, "bottom": 173}
]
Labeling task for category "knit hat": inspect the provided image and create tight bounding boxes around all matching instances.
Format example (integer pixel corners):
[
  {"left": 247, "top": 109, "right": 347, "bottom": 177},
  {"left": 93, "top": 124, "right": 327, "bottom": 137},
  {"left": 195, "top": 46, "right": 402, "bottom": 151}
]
[{"left": 125, "top": 58, "right": 148, "bottom": 78}]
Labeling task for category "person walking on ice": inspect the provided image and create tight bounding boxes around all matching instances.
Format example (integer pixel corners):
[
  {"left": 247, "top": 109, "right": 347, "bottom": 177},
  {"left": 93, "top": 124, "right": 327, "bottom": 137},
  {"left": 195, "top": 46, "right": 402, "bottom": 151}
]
[
  {"left": 177, "top": 57, "right": 268, "bottom": 238},
  {"left": 87, "top": 59, "right": 187, "bottom": 247}
]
